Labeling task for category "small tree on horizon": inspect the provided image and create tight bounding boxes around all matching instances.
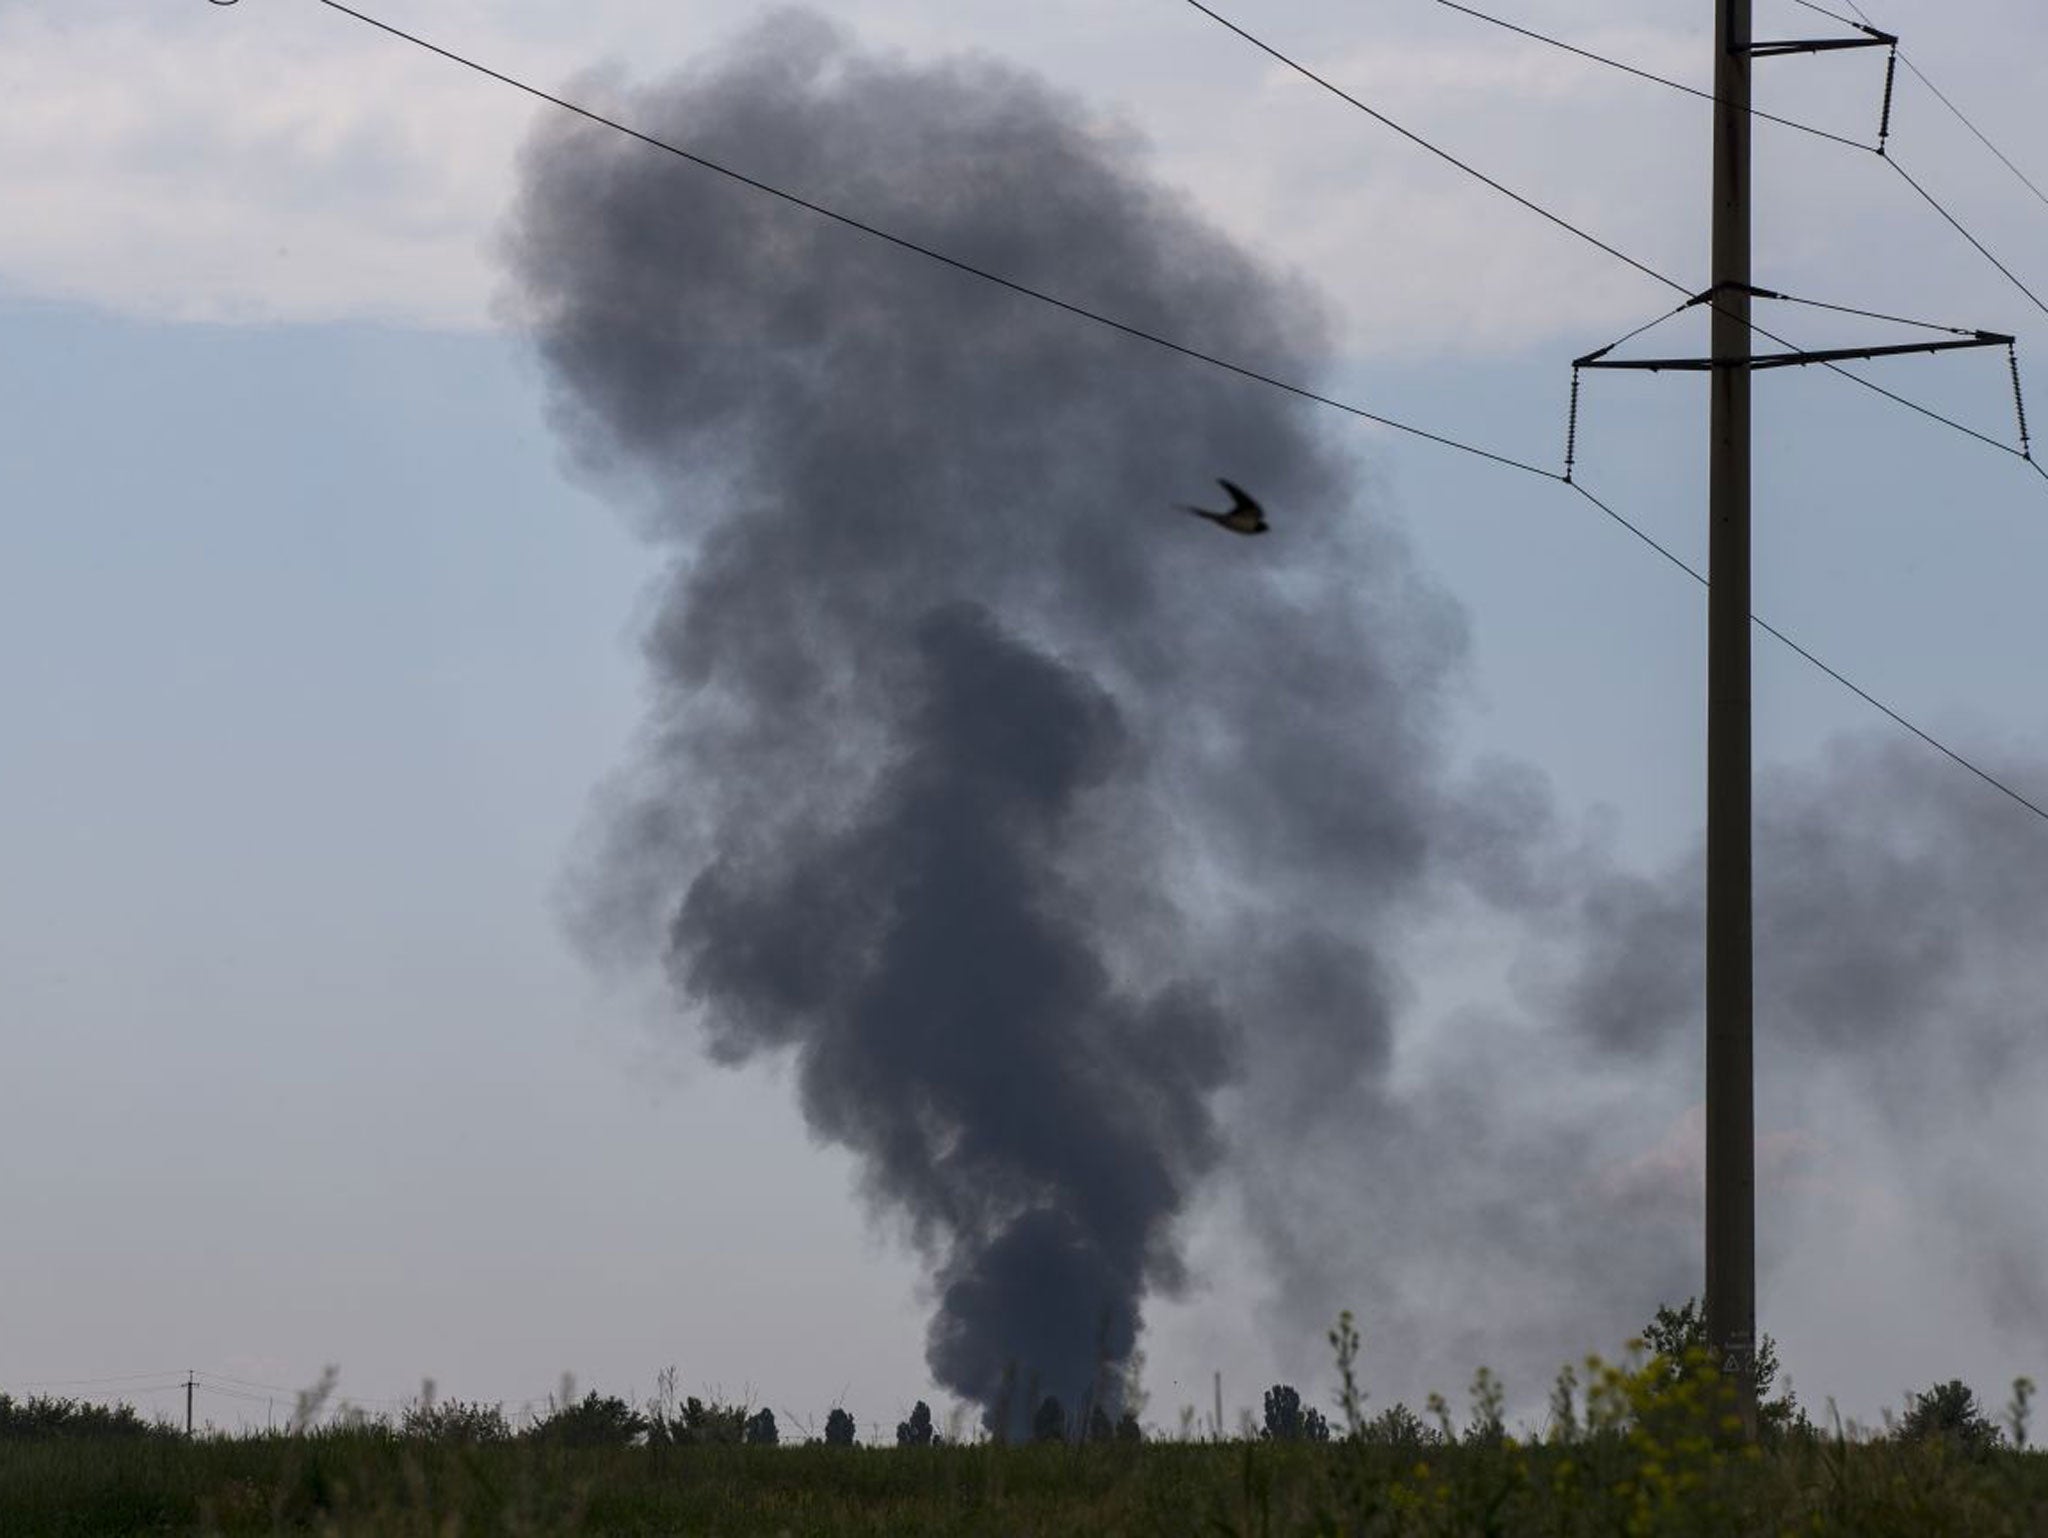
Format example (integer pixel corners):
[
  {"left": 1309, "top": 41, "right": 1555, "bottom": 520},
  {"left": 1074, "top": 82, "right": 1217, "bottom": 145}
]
[
  {"left": 1261, "top": 1384, "right": 1330, "bottom": 1443},
  {"left": 401, "top": 1399, "right": 511, "bottom": 1445},
  {"left": 1262, "top": 1384, "right": 1303, "bottom": 1441},
  {"left": 525, "top": 1392, "right": 647, "bottom": 1448},
  {"left": 823, "top": 1407, "right": 857, "bottom": 1447},
  {"left": 895, "top": 1400, "right": 937, "bottom": 1447},
  {"left": 1900, "top": 1380, "right": 2001, "bottom": 1455},
  {"left": 742, "top": 1407, "right": 778, "bottom": 1446},
  {"left": 1032, "top": 1395, "right": 1068, "bottom": 1444},
  {"left": 664, "top": 1396, "right": 745, "bottom": 1446},
  {"left": 1640, "top": 1298, "right": 1802, "bottom": 1438}
]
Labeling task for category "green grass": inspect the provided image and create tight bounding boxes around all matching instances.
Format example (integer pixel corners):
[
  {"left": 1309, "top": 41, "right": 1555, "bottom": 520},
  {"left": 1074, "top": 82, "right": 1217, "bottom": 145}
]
[
  {"left": 4, "top": 1425, "right": 2045, "bottom": 1536},
  {"left": 7, "top": 1338, "right": 2041, "bottom": 1536}
]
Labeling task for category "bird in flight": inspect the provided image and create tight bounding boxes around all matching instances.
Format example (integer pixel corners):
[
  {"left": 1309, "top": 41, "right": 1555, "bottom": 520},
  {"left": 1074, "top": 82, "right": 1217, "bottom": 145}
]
[{"left": 1179, "top": 478, "right": 1268, "bottom": 536}]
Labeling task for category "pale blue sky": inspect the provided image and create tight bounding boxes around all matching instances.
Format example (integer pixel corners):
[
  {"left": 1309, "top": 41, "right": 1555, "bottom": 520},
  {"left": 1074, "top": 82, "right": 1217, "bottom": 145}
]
[{"left": 4, "top": 0, "right": 2044, "bottom": 1434}]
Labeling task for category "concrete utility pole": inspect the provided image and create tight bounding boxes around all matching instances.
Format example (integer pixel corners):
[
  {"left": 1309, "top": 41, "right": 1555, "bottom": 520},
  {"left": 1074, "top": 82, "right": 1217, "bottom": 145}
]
[
  {"left": 1706, "top": 0, "right": 1758, "bottom": 1439},
  {"left": 186, "top": 1371, "right": 196, "bottom": 1437},
  {"left": 1579, "top": 0, "right": 1982, "bottom": 1443}
]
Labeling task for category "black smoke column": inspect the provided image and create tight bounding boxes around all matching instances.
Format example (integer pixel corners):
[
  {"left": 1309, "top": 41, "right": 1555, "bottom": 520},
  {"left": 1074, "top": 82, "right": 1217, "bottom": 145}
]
[
  {"left": 508, "top": 12, "right": 1467, "bottom": 1425},
  {"left": 676, "top": 602, "right": 1234, "bottom": 1416}
]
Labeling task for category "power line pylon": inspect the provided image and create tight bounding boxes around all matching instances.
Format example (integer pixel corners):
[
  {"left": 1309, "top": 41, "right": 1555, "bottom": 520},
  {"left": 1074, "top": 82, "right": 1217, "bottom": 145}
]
[
  {"left": 1705, "top": 0, "right": 1757, "bottom": 1443},
  {"left": 1568, "top": 1, "right": 2007, "bottom": 1443}
]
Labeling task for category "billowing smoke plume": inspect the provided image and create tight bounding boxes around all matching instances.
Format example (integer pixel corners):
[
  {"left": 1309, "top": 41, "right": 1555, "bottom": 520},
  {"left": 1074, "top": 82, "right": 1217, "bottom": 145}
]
[
  {"left": 1228, "top": 731, "right": 2048, "bottom": 1416},
  {"left": 1565, "top": 735, "right": 2048, "bottom": 1341},
  {"left": 508, "top": 12, "right": 1469, "bottom": 1424},
  {"left": 511, "top": 11, "right": 2047, "bottom": 1426}
]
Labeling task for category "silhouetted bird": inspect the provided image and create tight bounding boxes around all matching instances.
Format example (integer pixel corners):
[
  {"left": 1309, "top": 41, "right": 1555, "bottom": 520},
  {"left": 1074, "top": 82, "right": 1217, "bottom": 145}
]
[{"left": 1179, "top": 478, "right": 1268, "bottom": 535}]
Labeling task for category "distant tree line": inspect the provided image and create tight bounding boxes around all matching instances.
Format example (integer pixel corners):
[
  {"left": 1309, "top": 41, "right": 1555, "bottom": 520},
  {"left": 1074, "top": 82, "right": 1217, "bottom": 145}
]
[
  {"left": 0, "top": 1394, "right": 167, "bottom": 1442},
  {"left": 4, "top": 1300, "right": 2033, "bottom": 1453}
]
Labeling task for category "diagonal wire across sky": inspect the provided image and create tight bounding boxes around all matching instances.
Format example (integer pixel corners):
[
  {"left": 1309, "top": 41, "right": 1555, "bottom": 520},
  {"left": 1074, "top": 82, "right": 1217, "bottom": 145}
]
[{"left": 211, "top": 0, "right": 2048, "bottom": 826}]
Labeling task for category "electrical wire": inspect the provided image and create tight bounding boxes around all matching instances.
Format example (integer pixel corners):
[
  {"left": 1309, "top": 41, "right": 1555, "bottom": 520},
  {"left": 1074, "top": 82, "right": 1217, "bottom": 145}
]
[
  {"left": 1884, "top": 155, "right": 2048, "bottom": 320},
  {"left": 1432, "top": 0, "right": 2048, "bottom": 330},
  {"left": 304, "top": 1, "right": 1553, "bottom": 480},
  {"left": 1814, "top": 354, "right": 2032, "bottom": 459},
  {"left": 305, "top": 0, "right": 2027, "bottom": 471},
  {"left": 1893, "top": 52, "right": 2048, "bottom": 213},
  {"left": 282, "top": 0, "right": 2048, "bottom": 826},
  {"left": 10, "top": 1370, "right": 192, "bottom": 1388},
  {"left": 1178, "top": 0, "right": 2034, "bottom": 468},
  {"left": 1432, "top": 0, "right": 1872, "bottom": 151},
  {"left": 294, "top": 0, "right": 2023, "bottom": 471},
  {"left": 192, "top": 1384, "right": 276, "bottom": 1406},
  {"left": 1764, "top": 291, "right": 1981, "bottom": 334},
  {"left": 194, "top": 1370, "right": 304, "bottom": 1396},
  {"left": 1568, "top": 480, "right": 2048, "bottom": 823},
  {"left": 11, "top": 1367, "right": 416, "bottom": 1413},
  {"left": 1177, "top": 0, "right": 1686, "bottom": 296},
  {"left": 1786, "top": 0, "right": 1880, "bottom": 33},
  {"left": 1581, "top": 284, "right": 1993, "bottom": 357}
]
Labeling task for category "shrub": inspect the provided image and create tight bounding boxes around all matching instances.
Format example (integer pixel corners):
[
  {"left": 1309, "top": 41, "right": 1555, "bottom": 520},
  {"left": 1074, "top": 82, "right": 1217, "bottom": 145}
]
[
  {"left": 823, "top": 1406, "right": 856, "bottom": 1447},
  {"left": 1639, "top": 1297, "right": 1803, "bottom": 1439},
  {"left": 895, "top": 1400, "right": 936, "bottom": 1447},
  {"left": 1261, "top": 1384, "right": 1330, "bottom": 1443},
  {"left": 743, "top": 1407, "right": 778, "bottom": 1446},
  {"left": 663, "top": 1396, "right": 745, "bottom": 1446},
  {"left": 525, "top": 1391, "right": 648, "bottom": 1448},
  {"left": 1362, "top": 1403, "right": 1436, "bottom": 1449},
  {"left": 0, "top": 1394, "right": 164, "bottom": 1441},
  {"left": 399, "top": 1399, "right": 511, "bottom": 1445},
  {"left": 1899, "top": 1379, "right": 2001, "bottom": 1455},
  {"left": 1031, "top": 1396, "right": 1068, "bottom": 1444}
]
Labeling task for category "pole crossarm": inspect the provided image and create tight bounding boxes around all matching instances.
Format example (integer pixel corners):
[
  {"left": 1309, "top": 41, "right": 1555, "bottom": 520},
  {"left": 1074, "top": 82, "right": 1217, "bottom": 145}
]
[
  {"left": 1740, "top": 34, "right": 1896, "bottom": 56},
  {"left": 1576, "top": 333, "right": 2014, "bottom": 372}
]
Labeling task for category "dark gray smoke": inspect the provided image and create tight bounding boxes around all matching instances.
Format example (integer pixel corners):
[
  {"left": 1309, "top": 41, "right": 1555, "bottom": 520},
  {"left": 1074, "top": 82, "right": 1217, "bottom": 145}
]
[
  {"left": 1562, "top": 735, "right": 2048, "bottom": 1341},
  {"left": 508, "top": 10, "right": 2046, "bottom": 1426},
  {"left": 1229, "top": 731, "right": 2048, "bottom": 1414},
  {"left": 1564, "top": 736, "right": 2047, "bottom": 1081},
  {"left": 508, "top": 12, "right": 1469, "bottom": 1424}
]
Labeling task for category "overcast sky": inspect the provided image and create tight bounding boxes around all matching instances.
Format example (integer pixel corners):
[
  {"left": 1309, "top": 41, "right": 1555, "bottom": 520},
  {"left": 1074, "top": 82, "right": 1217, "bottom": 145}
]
[{"left": 4, "top": 0, "right": 2045, "bottom": 1437}]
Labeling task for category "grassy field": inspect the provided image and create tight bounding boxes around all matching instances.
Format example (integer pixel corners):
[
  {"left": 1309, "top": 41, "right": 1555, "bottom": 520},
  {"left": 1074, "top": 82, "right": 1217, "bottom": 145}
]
[
  {"left": 8, "top": 1332, "right": 2042, "bottom": 1536},
  {"left": 5, "top": 1418, "right": 2045, "bottom": 1536}
]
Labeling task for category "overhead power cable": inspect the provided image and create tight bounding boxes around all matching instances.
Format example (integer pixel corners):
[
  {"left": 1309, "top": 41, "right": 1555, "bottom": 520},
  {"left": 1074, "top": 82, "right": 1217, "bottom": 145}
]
[
  {"left": 1569, "top": 481, "right": 2048, "bottom": 823},
  {"left": 1883, "top": 156, "right": 2048, "bottom": 320},
  {"left": 1891, "top": 51, "right": 2048, "bottom": 213},
  {"left": 273, "top": 0, "right": 2048, "bottom": 826},
  {"left": 1766, "top": 291, "right": 1983, "bottom": 333},
  {"left": 1786, "top": 0, "right": 1876, "bottom": 31},
  {"left": 195, "top": 1370, "right": 304, "bottom": 1396},
  {"left": 192, "top": 1383, "right": 276, "bottom": 1406},
  {"left": 195, "top": 1366, "right": 418, "bottom": 1409},
  {"left": 291, "top": 0, "right": 2027, "bottom": 476},
  {"left": 1178, "top": 0, "right": 2036, "bottom": 472},
  {"left": 1177, "top": 0, "right": 1686, "bottom": 296},
  {"left": 301, "top": 1, "right": 1549, "bottom": 479},
  {"left": 10, "top": 1370, "right": 192, "bottom": 1389},
  {"left": 1432, "top": 0, "right": 1870, "bottom": 150},
  {"left": 1434, "top": 0, "right": 2048, "bottom": 327}
]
